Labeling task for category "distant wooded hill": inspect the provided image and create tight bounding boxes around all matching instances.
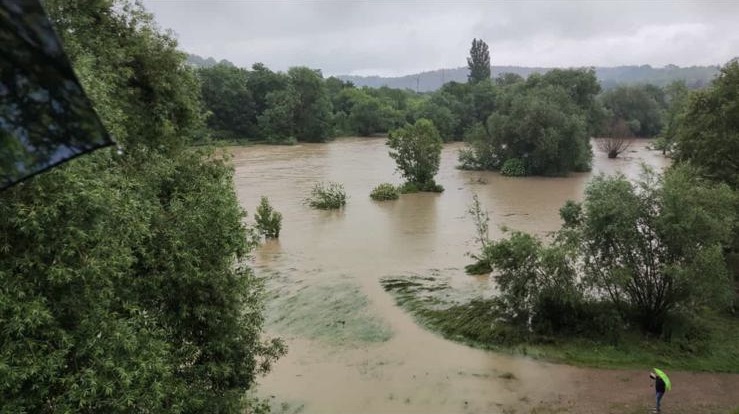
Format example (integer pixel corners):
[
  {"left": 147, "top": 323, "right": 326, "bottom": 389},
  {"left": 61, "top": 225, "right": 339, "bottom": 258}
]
[
  {"left": 340, "top": 65, "right": 720, "bottom": 92},
  {"left": 186, "top": 54, "right": 719, "bottom": 92}
]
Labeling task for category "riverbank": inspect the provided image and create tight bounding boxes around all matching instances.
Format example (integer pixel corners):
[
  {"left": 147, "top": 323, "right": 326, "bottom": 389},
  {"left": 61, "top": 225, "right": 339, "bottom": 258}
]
[{"left": 381, "top": 274, "right": 739, "bottom": 374}]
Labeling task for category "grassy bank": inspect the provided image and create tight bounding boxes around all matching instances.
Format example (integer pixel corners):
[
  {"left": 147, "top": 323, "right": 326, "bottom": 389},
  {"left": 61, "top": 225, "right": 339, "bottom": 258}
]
[{"left": 381, "top": 274, "right": 739, "bottom": 373}]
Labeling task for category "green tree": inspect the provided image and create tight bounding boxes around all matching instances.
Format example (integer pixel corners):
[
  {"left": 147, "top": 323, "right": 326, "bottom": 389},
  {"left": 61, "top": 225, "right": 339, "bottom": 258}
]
[
  {"left": 673, "top": 61, "right": 739, "bottom": 303},
  {"left": 482, "top": 166, "right": 735, "bottom": 335},
  {"left": 486, "top": 84, "right": 591, "bottom": 175},
  {"left": 600, "top": 84, "right": 665, "bottom": 137},
  {"left": 387, "top": 119, "right": 444, "bottom": 191},
  {"left": 247, "top": 62, "right": 288, "bottom": 117},
  {"left": 657, "top": 80, "right": 689, "bottom": 154},
  {"left": 0, "top": 2, "right": 284, "bottom": 412},
  {"left": 467, "top": 38, "right": 491, "bottom": 84},
  {"left": 255, "top": 196, "right": 282, "bottom": 238},
  {"left": 198, "top": 64, "right": 256, "bottom": 140},
  {"left": 539, "top": 68, "right": 605, "bottom": 136},
  {"left": 412, "top": 97, "right": 459, "bottom": 142},
  {"left": 579, "top": 167, "right": 735, "bottom": 333},
  {"left": 259, "top": 89, "right": 300, "bottom": 143},
  {"left": 675, "top": 61, "right": 739, "bottom": 188},
  {"left": 342, "top": 88, "right": 400, "bottom": 136},
  {"left": 259, "top": 67, "right": 333, "bottom": 143}
]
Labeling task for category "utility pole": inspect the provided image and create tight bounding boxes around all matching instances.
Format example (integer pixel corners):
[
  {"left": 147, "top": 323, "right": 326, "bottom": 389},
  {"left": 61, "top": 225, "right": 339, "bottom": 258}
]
[{"left": 415, "top": 75, "right": 420, "bottom": 93}]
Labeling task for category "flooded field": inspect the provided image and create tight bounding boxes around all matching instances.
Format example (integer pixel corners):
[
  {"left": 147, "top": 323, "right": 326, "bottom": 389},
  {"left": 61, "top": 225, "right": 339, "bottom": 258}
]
[{"left": 230, "top": 138, "right": 738, "bottom": 413}]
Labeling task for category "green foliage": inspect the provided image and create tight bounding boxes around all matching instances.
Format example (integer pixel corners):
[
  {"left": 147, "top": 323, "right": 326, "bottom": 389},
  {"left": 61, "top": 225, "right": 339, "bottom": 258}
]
[
  {"left": 305, "top": 181, "right": 347, "bottom": 209},
  {"left": 486, "top": 231, "right": 581, "bottom": 328},
  {"left": 369, "top": 183, "right": 400, "bottom": 201},
  {"left": 0, "top": 2, "right": 284, "bottom": 412},
  {"left": 387, "top": 118, "right": 444, "bottom": 191},
  {"left": 412, "top": 97, "right": 459, "bottom": 141},
  {"left": 559, "top": 200, "right": 582, "bottom": 227},
  {"left": 579, "top": 166, "right": 736, "bottom": 333},
  {"left": 338, "top": 88, "right": 402, "bottom": 136},
  {"left": 465, "top": 194, "right": 492, "bottom": 274},
  {"left": 467, "top": 38, "right": 491, "bottom": 84},
  {"left": 460, "top": 69, "right": 598, "bottom": 175},
  {"left": 397, "top": 181, "right": 444, "bottom": 193},
  {"left": 675, "top": 61, "right": 739, "bottom": 188},
  {"left": 255, "top": 196, "right": 282, "bottom": 238},
  {"left": 259, "top": 67, "right": 333, "bottom": 143},
  {"left": 457, "top": 124, "right": 497, "bottom": 171},
  {"left": 198, "top": 64, "right": 257, "bottom": 140},
  {"left": 673, "top": 61, "right": 739, "bottom": 307},
  {"left": 471, "top": 165, "right": 735, "bottom": 338},
  {"left": 657, "top": 80, "right": 690, "bottom": 154},
  {"left": 500, "top": 158, "right": 527, "bottom": 176},
  {"left": 600, "top": 84, "right": 666, "bottom": 137}
]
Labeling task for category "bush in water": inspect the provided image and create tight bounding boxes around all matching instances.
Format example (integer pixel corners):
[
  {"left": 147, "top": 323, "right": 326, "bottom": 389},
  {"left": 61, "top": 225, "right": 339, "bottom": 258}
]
[
  {"left": 305, "top": 181, "right": 347, "bottom": 209},
  {"left": 370, "top": 183, "right": 400, "bottom": 201}
]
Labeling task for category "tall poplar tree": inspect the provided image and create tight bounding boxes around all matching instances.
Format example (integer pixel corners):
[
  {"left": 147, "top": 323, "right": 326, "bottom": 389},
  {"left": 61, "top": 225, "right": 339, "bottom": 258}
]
[{"left": 467, "top": 38, "right": 491, "bottom": 84}]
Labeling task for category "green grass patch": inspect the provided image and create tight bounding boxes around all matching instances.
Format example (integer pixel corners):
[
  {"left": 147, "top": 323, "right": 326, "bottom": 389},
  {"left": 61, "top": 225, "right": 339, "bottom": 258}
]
[
  {"left": 381, "top": 275, "right": 739, "bottom": 373},
  {"left": 267, "top": 279, "right": 392, "bottom": 345}
]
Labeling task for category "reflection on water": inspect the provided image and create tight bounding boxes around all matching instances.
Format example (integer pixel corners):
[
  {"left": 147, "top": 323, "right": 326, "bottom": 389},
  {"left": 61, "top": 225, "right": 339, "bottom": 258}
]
[{"left": 231, "top": 138, "right": 669, "bottom": 413}]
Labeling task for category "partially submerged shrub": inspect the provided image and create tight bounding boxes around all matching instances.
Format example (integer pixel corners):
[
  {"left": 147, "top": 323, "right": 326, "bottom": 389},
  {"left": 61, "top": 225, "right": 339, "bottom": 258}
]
[
  {"left": 398, "top": 181, "right": 444, "bottom": 194},
  {"left": 305, "top": 181, "right": 347, "bottom": 209},
  {"left": 500, "top": 158, "right": 527, "bottom": 176},
  {"left": 255, "top": 196, "right": 282, "bottom": 238},
  {"left": 370, "top": 183, "right": 399, "bottom": 201}
]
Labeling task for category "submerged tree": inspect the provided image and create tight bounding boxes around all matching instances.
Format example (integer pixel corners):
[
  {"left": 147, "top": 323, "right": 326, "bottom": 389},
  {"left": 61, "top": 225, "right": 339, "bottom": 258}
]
[
  {"left": 387, "top": 118, "right": 444, "bottom": 192},
  {"left": 255, "top": 196, "right": 282, "bottom": 238},
  {"left": 467, "top": 38, "right": 491, "bottom": 84},
  {"left": 598, "top": 118, "right": 634, "bottom": 158}
]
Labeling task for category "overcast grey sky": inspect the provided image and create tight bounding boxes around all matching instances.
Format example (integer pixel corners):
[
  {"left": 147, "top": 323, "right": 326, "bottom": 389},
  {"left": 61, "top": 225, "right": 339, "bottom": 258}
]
[{"left": 142, "top": 1, "right": 739, "bottom": 77}]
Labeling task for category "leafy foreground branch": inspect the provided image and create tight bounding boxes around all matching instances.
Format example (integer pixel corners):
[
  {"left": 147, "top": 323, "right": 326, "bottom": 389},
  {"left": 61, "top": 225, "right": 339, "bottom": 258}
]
[{"left": 0, "top": 2, "right": 284, "bottom": 412}]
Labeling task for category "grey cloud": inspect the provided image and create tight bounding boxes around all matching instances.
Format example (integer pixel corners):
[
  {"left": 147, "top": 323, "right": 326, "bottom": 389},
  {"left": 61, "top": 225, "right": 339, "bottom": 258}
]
[{"left": 143, "top": 0, "right": 739, "bottom": 76}]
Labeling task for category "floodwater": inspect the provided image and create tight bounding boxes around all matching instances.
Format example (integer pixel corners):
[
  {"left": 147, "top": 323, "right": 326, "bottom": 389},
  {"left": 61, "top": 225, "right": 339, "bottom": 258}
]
[{"left": 230, "top": 138, "right": 676, "bottom": 413}]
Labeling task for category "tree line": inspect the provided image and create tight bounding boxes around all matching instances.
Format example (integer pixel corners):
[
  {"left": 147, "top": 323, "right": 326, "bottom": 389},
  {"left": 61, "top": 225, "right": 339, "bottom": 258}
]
[{"left": 199, "top": 38, "right": 697, "bottom": 177}]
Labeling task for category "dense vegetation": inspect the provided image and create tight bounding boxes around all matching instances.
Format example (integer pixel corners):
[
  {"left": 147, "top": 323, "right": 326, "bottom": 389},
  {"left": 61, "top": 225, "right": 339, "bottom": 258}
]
[
  {"left": 0, "top": 2, "right": 283, "bottom": 412},
  {"left": 439, "top": 61, "right": 739, "bottom": 368},
  {"left": 458, "top": 68, "right": 601, "bottom": 175}
]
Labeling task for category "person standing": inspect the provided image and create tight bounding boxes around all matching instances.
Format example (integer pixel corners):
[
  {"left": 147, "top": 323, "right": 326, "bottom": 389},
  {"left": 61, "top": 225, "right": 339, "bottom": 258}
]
[{"left": 650, "top": 371, "right": 667, "bottom": 412}]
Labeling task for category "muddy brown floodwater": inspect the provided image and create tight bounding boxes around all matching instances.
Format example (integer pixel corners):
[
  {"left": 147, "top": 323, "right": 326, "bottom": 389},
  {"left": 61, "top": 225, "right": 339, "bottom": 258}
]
[{"left": 230, "top": 138, "right": 739, "bottom": 414}]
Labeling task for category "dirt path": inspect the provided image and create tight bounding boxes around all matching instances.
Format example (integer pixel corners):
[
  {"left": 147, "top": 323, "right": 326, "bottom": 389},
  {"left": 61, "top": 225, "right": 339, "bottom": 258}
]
[{"left": 534, "top": 367, "right": 739, "bottom": 414}]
